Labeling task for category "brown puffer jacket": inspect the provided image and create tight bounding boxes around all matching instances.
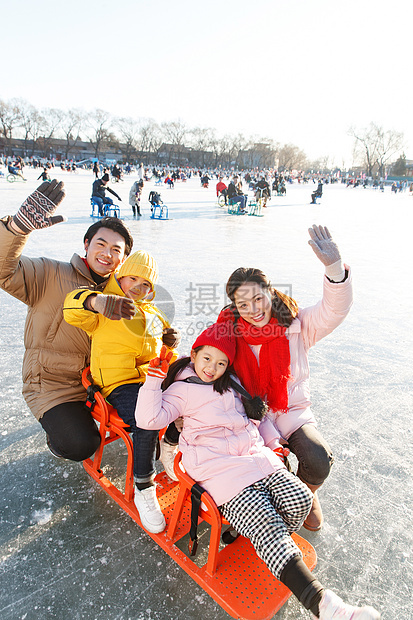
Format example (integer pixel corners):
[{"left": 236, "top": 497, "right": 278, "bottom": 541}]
[{"left": 0, "top": 217, "right": 106, "bottom": 420}]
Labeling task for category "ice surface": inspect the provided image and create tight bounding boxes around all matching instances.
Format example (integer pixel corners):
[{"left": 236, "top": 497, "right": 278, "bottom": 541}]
[{"left": 0, "top": 169, "right": 412, "bottom": 619}]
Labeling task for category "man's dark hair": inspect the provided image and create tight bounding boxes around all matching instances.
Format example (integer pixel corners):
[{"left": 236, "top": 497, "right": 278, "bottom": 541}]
[{"left": 83, "top": 218, "right": 133, "bottom": 256}]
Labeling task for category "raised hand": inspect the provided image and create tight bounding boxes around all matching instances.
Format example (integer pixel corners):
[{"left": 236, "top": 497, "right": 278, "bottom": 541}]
[
  {"left": 12, "top": 180, "right": 66, "bottom": 234},
  {"left": 92, "top": 294, "right": 136, "bottom": 320},
  {"left": 308, "top": 225, "right": 341, "bottom": 266},
  {"left": 147, "top": 345, "right": 174, "bottom": 380}
]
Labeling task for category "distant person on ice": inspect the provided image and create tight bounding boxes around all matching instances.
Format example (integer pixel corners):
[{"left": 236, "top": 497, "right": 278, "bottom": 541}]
[
  {"left": 129, "top": 179, "right": 144, "bottom": 217},
  {"left": 216, "top": 176, "right": 228, "bottom": 204},
  {"left": 92, "top": 173, "right": 122, "bottom": 216},
  {"left": 311, "top": 181, "right": 323, "bottom": 204}
]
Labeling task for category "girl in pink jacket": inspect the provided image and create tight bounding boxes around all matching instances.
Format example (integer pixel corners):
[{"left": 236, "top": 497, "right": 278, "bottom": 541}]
[{"left": 135, "top": 325, "right": 379, "bottom": 620}]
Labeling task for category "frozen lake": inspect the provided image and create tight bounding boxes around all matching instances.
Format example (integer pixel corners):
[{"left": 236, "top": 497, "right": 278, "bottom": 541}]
[{"left": 1, "top": 167, "right": 412, "bottom": 619}]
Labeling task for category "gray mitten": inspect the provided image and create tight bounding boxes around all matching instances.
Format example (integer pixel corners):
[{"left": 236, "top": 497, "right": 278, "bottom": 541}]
[
  {"left": 93, "top": 294, "right": 136, "bottom": 320},
  {"left": 13, "top": 180, "right": 66, "bottom": 234},
  {"left": 308, "top": 225, "right": 341, "bottom": 266}
]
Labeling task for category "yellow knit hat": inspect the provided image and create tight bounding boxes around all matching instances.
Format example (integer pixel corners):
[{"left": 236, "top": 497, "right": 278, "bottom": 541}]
[{"left": 117, "top": 250, "right": 159, "bottom": 288}]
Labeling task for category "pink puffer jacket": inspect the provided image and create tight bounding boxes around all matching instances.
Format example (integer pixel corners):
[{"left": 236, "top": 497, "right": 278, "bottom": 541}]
[
  {"left": 136, "top": 366, "right": 284, "bottom": 506},
  {"left": 234, "top": 268, "right": 353, "bottom": 442}
]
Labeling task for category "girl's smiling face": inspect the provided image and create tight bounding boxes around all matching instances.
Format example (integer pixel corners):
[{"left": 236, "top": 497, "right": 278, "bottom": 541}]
[
  {"left": 191, "top": 346, "right": 229, "bottom": 382},
  {"left": 233, "top": 282, "right": 272, "bottom": 327}
]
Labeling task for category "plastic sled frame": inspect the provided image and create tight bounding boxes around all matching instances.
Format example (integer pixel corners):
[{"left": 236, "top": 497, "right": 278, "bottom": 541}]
[
  {"left": 90, "top": 198, "right": 120, "bottom": 218},
  {"left": 150, "top": 204, "right": 170, "bottom": 220},
  {"left": 248, "top": 200, "right": 265, "bottom": 217},
  {"left": 227, "top": 198, "right": 247, "bottom": 215},
  {"left": 81, "top": 368, "right": 317, "bottom": 620}
]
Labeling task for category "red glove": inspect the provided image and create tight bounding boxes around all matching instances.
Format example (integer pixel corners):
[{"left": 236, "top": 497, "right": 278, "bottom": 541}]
[{"left": 147, "top": 345, "right": 174, "bottom": 379}]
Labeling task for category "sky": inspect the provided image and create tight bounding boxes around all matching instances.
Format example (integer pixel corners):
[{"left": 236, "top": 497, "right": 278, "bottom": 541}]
[{"left": 2, "top": 0, "right": 412, "bottom": 167}]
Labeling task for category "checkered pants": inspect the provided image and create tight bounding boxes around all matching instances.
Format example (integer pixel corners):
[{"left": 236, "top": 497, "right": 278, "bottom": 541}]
[{"left": 220, "top": 470, "right": 313, "bottom": 579}]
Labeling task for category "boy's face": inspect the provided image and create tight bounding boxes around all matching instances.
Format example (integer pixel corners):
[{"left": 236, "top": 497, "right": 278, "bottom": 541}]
[{"left": 119, "top": 276, "right": 152, "bottom": 301}]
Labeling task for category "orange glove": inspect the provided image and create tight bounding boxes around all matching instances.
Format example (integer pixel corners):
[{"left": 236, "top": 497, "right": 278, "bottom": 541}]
[{"left": 147, "top": 345, "right": 174, "bottom": 380}]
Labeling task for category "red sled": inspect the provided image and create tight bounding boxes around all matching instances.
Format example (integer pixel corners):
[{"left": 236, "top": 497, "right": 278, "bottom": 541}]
[{"left": 82, "top": 368, "right": 317, "bottom": 620}]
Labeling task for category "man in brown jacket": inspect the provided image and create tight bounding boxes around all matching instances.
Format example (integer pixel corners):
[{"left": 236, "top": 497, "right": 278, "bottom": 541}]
[{"left": 0, "top": 180, "right": 134, "bottom": 460}]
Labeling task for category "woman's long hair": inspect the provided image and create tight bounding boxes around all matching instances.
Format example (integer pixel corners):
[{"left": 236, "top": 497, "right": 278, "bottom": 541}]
[
  {"left": 162, "top": 348, "right": 232, "bottom": 394},
  {"left": 224, "top": 267, "right": 298, "bottom": 328}
]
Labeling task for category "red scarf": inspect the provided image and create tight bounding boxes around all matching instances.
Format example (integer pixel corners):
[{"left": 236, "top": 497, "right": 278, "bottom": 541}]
[{"left": 232, "top": 316, "right": 291, "bottom": 413}]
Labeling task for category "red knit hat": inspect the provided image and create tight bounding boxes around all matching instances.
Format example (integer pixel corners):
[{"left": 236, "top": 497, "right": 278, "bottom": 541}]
[{"left": 192, "top": 322, "right": 235, "bottom": 365}]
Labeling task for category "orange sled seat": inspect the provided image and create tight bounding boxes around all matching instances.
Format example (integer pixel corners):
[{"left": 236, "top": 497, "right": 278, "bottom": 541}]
[
  {"left": 164, "top": 451, "right": 318, "bottom": 620},
  {"left": 81, "top": 367, "right": 136, "bottom": 504},
  {"left": 81, "top": 367, "right": 171, "bottom": 525}
]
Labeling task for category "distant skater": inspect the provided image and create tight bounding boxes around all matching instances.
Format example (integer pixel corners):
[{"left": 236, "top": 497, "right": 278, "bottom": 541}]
[{"left": 311, "top": 181, "right": 323, "bottom": 204}]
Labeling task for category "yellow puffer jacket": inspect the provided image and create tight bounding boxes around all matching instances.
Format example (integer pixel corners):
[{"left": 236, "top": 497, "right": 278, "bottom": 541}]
[{"left": 63, "top": 274, "right": 175, "bottom": 398}]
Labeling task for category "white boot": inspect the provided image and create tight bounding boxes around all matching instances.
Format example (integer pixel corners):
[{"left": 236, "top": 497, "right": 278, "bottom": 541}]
[
  {"left": 317, "top": 589, "right": 381, "bottom": 619},
  {"left": 134, "top": 485, "right": 166, "bottom": 533},
  {"left": 160, "top": 437, "right": 178, "bottom": 481}
]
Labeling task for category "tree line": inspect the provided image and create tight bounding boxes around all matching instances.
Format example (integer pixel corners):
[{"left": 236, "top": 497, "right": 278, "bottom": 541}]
[
  {"left": 0, "top": 97, "right": 317, "bottom": 170},
  {"left": 0, "top": 98, "right": 405, "bottom": 173},
  {"left": 348, "top": 123, "right": 405, "bottom": 178}
]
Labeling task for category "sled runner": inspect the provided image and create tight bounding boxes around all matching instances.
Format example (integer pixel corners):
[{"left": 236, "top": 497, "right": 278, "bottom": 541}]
[{"left": 81, "top": 368, "right": 317, "bottom": 620}]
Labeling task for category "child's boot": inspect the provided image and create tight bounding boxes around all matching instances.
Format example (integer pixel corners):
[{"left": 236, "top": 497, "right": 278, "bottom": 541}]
[
  {"left": 134, "top": 485, "right": 166, "bottom": 533},
  {"left": 159, "top": 436, "right": 178, "bottom": 481},
  {"left": 316, "top": 589, "right": 380, "bottom": 619}
]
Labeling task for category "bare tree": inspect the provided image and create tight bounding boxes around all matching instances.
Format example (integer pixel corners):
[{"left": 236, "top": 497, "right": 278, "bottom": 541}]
[
  {"left": 349, "top": 123, "right": 404, "bottom": 177},
  {"left": 87, "top": 108, "right": 113, "bottom": 159},
  {"left": 115, "top": 116, "right": 141, "bottom": 162},
  {"left": 160, "top": 120, "right": 188, "bottom": 163},
  {"left": 137, "top": 119, "right": 162, "bottom": 163},
  {"left": 374, "top": 125, "right": 404, "bottom": 177},
  {"left": 210, "top": 132, "right": 230, "bottom": 167},
  {"left": 17, "top": 100, "right": 44, "bottom": 155},
  {"left": 60, "top": 108, "right": 86, "bottom": 159},
  {"left": 0, "top": 98, "right": 23, "bottom": 155},
  {"left": 36, "top": 108, "right": 64, "bottom": 157},
  {"left": 230, "top": 133, "right": 248, "bottom": 166},
  {"left": 189, "top": 127, "right": 214, "bottom": 166},
  {"left": 278, "top": 143, "right": 308, "bottom": 171},
  {"left": 307, "top": 155, "right": 333, "bottom": 174},
  {"left": 348, "top": 124, "right": 380, "bottom": 177},
  {"left": 160, "top": 120, "right": 188, "bottom": 145}
]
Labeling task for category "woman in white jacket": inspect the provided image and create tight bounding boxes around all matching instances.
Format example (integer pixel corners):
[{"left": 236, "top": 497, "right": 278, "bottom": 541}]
[{"left": 135, "top": 326, "right": 379, "bottom": 620}]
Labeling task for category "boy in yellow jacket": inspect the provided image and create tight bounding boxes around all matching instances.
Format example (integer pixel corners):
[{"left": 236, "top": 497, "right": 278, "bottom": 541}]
[{"left": 63, "top": 250, "right": 179, "bottom": 533}]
